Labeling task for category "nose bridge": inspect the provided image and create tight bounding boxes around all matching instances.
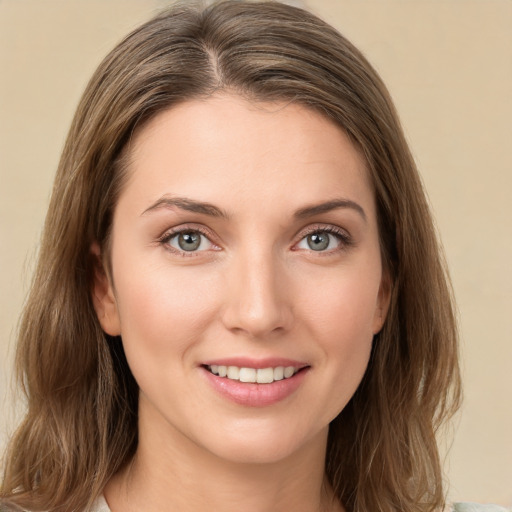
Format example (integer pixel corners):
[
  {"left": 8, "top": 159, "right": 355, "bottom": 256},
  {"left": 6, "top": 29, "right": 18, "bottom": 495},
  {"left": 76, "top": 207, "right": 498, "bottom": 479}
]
[{"left": 222, "top": 243, "right": 291, "bottom": 337}]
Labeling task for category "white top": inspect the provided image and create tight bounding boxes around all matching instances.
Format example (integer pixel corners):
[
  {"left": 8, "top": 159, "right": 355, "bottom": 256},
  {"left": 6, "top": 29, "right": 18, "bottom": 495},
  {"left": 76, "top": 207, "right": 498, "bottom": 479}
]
[
  {"left": 2, "top": 496, "right": 510, "bottom": 511},
  {"left": 452, "top": 505, "right": 511, "bottom": 512},
  {"left": 91, "top": 495, "right": 111, "bottom": 512},
  {"left": 89, "top": 496, "right": 511, "bottom": 512}
]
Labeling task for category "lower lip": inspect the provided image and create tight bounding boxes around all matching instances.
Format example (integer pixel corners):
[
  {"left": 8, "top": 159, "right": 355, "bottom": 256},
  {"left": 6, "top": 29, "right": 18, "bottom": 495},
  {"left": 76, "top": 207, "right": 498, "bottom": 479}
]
[{"left": 201, "top": 367, "right": 309, "bottom": 407}]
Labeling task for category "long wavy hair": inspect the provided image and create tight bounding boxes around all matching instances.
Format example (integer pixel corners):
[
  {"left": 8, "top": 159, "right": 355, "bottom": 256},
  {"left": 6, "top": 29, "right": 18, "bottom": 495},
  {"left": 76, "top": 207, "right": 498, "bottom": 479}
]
[{"left": 1, "top": 1, "right": 461, "bottom": 511}]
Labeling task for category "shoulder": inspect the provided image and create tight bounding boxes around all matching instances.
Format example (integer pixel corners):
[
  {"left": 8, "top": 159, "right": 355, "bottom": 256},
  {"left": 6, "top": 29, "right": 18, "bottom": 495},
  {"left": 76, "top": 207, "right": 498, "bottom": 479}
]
[
  {"left": 451, "top": 503, "right": 512, "bottom": 512},
  {"left": 0, "top": 495, "right": 110, "bottom": 512}
]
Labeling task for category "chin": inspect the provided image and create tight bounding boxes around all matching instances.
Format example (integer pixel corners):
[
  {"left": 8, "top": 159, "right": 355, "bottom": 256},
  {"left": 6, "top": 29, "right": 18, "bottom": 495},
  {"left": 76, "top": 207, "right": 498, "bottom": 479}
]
[{"left": 198, "top": 419, "right": 328, "bottom": 466}]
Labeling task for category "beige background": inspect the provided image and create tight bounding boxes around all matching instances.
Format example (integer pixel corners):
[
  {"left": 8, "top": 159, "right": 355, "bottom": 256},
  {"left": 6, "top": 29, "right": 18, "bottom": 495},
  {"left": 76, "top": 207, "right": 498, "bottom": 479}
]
[{"left": 1, "top": 0, "right": 511, "bottom": 506}]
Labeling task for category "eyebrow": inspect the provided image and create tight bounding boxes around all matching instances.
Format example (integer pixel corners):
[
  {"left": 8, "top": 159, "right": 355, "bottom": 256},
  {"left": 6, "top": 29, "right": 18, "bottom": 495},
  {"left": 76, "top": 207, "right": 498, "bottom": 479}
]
[
  {"left": 294, "top": 198, "right": 367, "bottom": 222},
  {"left": 141, "top": 196, "right": 229, "bottom": 218},
  {"left": 141, "top": 195, "right": 366, "bottom": 222}
]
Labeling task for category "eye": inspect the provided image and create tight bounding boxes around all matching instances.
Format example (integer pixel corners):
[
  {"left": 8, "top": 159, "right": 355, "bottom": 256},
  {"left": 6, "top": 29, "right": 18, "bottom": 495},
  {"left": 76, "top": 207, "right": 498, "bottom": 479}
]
[
  {"left": 297, "top": 231, "right": 339, "bottom": 251},
  {"left": 295, "top": 227, "right": 351, "bottom": 253},
  {"left": 162, "top": 229, "right": 215, "bottom": 253}
]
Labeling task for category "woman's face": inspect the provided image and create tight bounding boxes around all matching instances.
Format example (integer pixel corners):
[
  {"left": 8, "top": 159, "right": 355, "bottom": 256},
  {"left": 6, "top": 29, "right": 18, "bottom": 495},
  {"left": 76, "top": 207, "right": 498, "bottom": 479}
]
[{"left": 93, "top": 95, "right": 389, "bottom": 465}]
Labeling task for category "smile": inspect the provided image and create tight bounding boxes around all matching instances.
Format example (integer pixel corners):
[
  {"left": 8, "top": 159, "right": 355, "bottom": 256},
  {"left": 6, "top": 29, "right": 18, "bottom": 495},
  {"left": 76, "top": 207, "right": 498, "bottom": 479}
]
[
  {"left": 202, "top": 362, "right": 310, "bottom": 407},
  {"left": 206, "top": 365, "right": 299, "bottom": 384}
]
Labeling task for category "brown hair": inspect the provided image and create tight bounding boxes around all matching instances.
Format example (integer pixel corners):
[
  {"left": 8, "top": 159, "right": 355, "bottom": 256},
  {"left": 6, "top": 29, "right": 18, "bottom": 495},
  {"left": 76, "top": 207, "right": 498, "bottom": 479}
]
[{"left": 1, "top": 1, "right": 461, "bottom": 511}]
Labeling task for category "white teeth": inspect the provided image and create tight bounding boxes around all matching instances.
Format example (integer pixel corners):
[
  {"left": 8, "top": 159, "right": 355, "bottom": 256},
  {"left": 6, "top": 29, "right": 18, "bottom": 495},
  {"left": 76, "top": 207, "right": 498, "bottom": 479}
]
[
  {"left": 206, "top": 364, "right": 300, "bottom": 384},
  {"left": 227, "top": 366, "right": 240, "bottom": 380},
  {"left": 239, "top": 367, "right": 257, "bottom": 383},
  {"left": 273, "top": 366, "right": 284, "bottom": 381},
  {"left": 256, "top": 367, "right": 274, "bottom": 384},
  {"left": 284, "top": 366, "right": 295, "bottom": 378}
]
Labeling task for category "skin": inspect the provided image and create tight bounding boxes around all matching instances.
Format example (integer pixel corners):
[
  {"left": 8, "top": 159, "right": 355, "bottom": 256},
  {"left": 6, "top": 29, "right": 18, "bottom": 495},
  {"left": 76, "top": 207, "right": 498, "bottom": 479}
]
[{"left": 93, "top": 94, "right": 390, "bottom": 512}]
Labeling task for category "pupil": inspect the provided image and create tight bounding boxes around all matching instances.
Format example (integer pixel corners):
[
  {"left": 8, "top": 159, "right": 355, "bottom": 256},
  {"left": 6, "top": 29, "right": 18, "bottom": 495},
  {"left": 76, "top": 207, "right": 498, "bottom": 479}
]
[
  {"left": 178, "top": 232, "right": 200, "bottom": 251},
  {"left": 308, "top": 233, "right": 329, "bottom": 251}
]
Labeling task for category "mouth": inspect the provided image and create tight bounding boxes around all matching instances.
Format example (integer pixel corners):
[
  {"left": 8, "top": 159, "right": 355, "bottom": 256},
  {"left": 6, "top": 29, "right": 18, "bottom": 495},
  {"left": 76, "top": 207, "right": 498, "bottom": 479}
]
[
  {"left": 201, "top": 361, "right": 310, "bottom": 407},
  {"left": 204, "top": 364, "right": 303, "bottom": 384}
]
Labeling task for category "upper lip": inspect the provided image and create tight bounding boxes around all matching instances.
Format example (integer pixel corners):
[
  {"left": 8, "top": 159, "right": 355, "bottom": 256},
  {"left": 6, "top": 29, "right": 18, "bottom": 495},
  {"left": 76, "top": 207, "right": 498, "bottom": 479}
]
[{"left": 201, "top": 357, "right": 309, "bottom": 370}]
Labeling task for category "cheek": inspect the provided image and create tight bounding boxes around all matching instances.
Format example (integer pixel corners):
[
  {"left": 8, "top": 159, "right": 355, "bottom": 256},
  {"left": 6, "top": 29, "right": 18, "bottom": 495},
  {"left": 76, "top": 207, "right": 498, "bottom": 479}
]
[
  {"left": 113, "top": 260, "right": 222, "bottom": 360},
  {"left": 299, "top": 262, "right": 381, "bottom": 342},
  {"left": 295, "top": 263, "right": 380, "bottom": 405},
  {"left": 317, "top": 281, "right": 375, "bottom": 377}
]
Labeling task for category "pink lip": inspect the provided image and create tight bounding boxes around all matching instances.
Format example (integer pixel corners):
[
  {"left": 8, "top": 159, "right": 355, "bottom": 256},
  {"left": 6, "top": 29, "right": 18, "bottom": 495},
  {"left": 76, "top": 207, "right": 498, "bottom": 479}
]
[{"left": 200, "top": 363, "right": 310, "bottom": 407}]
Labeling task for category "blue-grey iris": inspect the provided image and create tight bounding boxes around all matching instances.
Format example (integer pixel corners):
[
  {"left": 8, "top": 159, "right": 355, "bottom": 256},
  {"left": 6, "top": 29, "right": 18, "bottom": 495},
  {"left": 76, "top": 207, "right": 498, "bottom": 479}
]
[
  {"left": 307, "top": 233, "right": 329, "bottom": 251},
  {"left": 178, "top": 232, "right": 201, "bottom": 251}
]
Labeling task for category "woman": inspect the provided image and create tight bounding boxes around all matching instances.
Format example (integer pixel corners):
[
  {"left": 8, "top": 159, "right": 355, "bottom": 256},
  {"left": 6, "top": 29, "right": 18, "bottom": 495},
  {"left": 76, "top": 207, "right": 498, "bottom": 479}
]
[{"left": 0, "top": 1, "right": 466, "bottom": 511}]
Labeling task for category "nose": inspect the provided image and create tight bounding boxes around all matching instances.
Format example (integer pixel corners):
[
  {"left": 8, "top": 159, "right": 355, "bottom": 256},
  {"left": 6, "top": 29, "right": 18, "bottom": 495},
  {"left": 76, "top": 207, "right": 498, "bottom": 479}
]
[{"left": 220, "top": 248, "right": 293, "bottom": 339}]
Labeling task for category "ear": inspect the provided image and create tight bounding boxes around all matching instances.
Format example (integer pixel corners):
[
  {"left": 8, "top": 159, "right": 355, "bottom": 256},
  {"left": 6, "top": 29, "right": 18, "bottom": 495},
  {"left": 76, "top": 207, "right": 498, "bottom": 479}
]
[
  {"left": 90, "top": 242, "right": 121, "bottom": 336},
  {"left": 372, "top": 269, "right": 392, "bottom": 334}
]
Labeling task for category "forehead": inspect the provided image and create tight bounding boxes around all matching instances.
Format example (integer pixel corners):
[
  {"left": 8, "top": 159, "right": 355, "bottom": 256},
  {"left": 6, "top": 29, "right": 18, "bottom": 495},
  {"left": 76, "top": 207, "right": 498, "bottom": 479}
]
[{"left": 120, "top": 94, "right": 374, "bottom": 219}]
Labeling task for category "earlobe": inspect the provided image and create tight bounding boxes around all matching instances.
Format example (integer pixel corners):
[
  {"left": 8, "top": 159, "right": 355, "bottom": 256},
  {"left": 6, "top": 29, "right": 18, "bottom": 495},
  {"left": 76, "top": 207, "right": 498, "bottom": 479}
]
[
  {"left": 373, "top": 271, "right": 392, "bottom": 334},
  {"left": 90, "top": 242, "right": 121, "bottom": 336}
]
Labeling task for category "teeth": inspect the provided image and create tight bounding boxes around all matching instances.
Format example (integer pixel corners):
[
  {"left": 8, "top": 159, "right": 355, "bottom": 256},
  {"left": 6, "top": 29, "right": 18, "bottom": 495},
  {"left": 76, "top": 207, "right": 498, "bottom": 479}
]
[
  {"left": 239, "top": 367, "right": 256, "bottom": 383},
  {"left": 273, "top": 366, "right": 284, "bottom": 381},
  {"left": 207, "top": 365, "right": 299, "bottom": 384},
  {"left": 227, "top": 366, "right": 240, "bottom": 380},
  {"left": 284, "top": 366, "right": 295, "bottom": 378},
  {"left": 256, "top": 367, "right": 274, "bottom": 384}
]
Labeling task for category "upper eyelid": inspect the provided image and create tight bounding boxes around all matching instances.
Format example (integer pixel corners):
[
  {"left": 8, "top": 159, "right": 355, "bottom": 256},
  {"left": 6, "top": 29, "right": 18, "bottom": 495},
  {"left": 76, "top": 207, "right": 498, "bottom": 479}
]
[
  {"left": 159, "top": 222, "right": 348, "bottom": 237},
  {"left": 295, "top": 223, "right": 351, "bottom": 239},
  {"left": 159, "top": 223, "right": 215, "bottom": 241}
]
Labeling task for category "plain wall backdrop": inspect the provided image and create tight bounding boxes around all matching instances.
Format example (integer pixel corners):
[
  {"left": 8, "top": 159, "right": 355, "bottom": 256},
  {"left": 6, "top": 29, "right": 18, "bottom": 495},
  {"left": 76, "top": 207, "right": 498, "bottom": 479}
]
[{"left": 1, "top": 0, "right": 511, "bottom": 506}]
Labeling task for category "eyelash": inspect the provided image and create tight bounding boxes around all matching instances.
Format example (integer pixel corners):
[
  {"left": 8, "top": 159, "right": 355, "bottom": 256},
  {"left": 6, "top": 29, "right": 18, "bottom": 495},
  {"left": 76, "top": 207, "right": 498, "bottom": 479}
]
[{"left": 158, "top": 223, "right": 353, "bottom": 257}]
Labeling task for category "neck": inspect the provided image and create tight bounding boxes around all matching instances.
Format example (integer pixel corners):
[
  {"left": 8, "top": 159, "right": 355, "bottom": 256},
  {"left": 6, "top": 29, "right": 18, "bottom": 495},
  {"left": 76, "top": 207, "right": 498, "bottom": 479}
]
[{"left": 104, "top": 400, "right": 343, "bottom": 512}]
